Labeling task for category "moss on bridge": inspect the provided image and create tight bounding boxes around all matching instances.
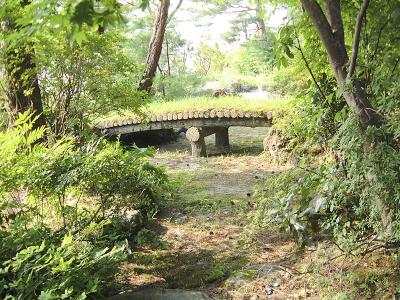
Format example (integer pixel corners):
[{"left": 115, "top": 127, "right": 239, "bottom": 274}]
[{"left": 97, "top": 96, "right": 291, "bottom": 126}]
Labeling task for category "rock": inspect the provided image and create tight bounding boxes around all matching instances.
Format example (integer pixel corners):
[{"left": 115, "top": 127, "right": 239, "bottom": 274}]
[
  {"left": 273, "top": 281, "right": 280, "bottom": 288},
  {"left": 225, "top": 274, "right": 248, "bottom": 288},
  {"left": 263, "top": 129, "right": 288, "bottom": 163},
  {"left": 213, "top": 89, "right": 227, "bottom": 97},
  {"left": 265, "top": 286, "right": 273, "bottom": 295},
  {"left": 291, "top": 157, "right": 299, "bottom": 166},
  {"left": 231, "top": 82, "right": 243, "bottom": 93},
  {"left": 107, "top": 289, "right": 212, "bottom": 300}
]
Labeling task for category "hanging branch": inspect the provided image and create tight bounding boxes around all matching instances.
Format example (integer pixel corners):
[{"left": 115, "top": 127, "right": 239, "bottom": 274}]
[{"left": 293, "top": 30, "right": 327, "bottom": 101}]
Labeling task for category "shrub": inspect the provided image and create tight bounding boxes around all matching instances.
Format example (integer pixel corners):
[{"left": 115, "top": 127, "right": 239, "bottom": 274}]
[
  {"left": 254, "top": 164, "right": 327, "bottom": 243},
  {"left": 0, "top": 233, "right": 127, "bottom": 300},
  {"left": 263, "top": 64, "right": 308, "bottom": 96},
  {"left": 0, "top": 112, "right": 169, "bottom": 298},
  {"left": 153, "top": 73, "right": 206, "bottom": 99},
  {"left": 256, "top": 115, "right": 400, "bottom": 250}
]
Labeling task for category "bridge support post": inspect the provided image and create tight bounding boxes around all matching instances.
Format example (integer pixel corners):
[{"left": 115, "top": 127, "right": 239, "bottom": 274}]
[
  {"left": 215, "top": 127, "right": 229, "bottom": 149},
  {"left": 190, "top": 139, "right": 206, "bottom": 157},
  {"left": 186, "top": 126, "right": 218, "bottom": 157}
]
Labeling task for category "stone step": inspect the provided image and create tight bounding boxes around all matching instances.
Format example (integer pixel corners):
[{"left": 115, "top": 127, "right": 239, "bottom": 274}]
[{"left": 107, "top": 289, "right": 212, "bottom": 300}]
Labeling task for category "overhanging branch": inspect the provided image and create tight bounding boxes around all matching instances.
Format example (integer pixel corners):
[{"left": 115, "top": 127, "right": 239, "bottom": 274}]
[
  {"left": 300, "top": 0, "right": 347, "bottom": 71},
  {"left": 167, "top": 0, "right": 183, "bottom": 24},
  {"left": 348, "top": 0, "right": 370, "bottom": 77}
]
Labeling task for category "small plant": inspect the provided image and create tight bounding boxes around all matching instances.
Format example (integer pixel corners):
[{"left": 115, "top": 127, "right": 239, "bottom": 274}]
[{"left": 256, "top": 164, "right": 324, "bottom": 235}]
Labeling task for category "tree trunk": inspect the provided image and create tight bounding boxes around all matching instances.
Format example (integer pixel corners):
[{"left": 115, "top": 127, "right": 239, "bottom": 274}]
[
  {"left": 255, "top": 1, "right": 266, "bottom": 36},
  {"left": 138, "top": 0, "right": 170, "bottom": 93},
  {"left": 300, "top": 0, "right": 380, "bottom": 130},
  {"left": 257, "top": 18, "right": 267, "bottom": 36},
  {"left": 2, "top": 3, "right": 46, "bottom": 130},
  {"left": 300, "top": 0, "right": 389, "bottom": 232},
  {"left": 166, "top": 39, "right": 171, "bottom": 76}
]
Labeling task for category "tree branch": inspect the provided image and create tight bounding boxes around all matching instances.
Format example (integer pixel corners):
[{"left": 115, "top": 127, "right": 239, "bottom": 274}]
[
  {"left": 167, "top": 0, "right": 183, "bottom": 24},
  {"left": 300, "top": 0, "right": 347, "bottom": 72},
  {"left": 294, "top": 33, "right": 326, "bottom": 101},
  {"left": 371, "top": 19, "right": 389, "bottom": 62},
  {"left": 325, "top": 0, "right": 346, "bottom": 56},
  {"left": 348, "top": 0, "right": 370, "bottom": 78}
]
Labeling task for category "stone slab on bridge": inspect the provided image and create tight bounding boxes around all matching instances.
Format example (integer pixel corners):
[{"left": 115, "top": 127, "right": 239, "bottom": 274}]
[{"left": 96, "top": 109, "right": 273, "bottom": 157}]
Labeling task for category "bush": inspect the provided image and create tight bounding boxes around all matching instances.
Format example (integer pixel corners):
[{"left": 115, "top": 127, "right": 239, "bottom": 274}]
[
  {"left": 263, "top": 64, "right": 308, "bottom": 96},
  {"left": 256, "top": 114, "right": 400, "bottom": 249},
  {"left": 153, "top": 73, "right": 206, "bottom": 99},
  {"left": 0, "top": 112, "right": 169, "bottom": 298},
  {"left": 255, "top": 163, "right": 327, "bottom": 243},
  {"left": 0, "top": 233, "right": 126, "bottom": 300}
]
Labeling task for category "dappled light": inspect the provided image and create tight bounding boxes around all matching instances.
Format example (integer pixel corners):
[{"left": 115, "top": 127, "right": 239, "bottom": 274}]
[{"left": 1, "top": 0, "right": 399, "bottom": 299}]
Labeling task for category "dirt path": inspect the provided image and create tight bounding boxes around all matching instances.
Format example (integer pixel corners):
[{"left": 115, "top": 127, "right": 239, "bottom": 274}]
[{"left": 117, "top": 128, "right": 308, "bottom": 299}]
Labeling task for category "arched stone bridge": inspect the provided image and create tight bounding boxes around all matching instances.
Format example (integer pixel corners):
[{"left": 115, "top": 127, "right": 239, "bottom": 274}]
[{"left": 96, "top": 109, "right": 274, "bottom": 157}]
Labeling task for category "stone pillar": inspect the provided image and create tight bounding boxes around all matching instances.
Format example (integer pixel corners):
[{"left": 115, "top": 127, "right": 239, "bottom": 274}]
[
  {"left": 190, "top": 138, "right": 206, "bottom": 157},
  {"left": 215, "top": 127, "right": 229, "bottom": 148},
  {"left": 186, "top": 127, "right": 207, "bottom": 157}
]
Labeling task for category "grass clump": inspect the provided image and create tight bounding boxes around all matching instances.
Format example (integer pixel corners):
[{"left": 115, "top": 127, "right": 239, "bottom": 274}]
[
  {"left": 97, "top": 96, "right": 292, "bottom": 124},
  {"left": 146, "top": 96, "right": 290, "bottom": 114}
]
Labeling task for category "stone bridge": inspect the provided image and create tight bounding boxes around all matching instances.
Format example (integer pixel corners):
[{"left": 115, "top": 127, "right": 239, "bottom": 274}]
[{"left": 96, "top": 109, "right": 273, "bottom": 157}]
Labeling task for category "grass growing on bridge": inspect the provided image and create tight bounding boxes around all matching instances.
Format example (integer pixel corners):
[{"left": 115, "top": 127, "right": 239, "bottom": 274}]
[
  {"left": 146, "top": 96, "right": 290, "bottom": 114},
  {"left": 98, "top": 96, "right": 291, "bottom": 123}
]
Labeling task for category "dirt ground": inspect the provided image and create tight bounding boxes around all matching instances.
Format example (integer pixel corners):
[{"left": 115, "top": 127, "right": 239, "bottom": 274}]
[
  {"left": 114, "top": 127, "right": 315, "bottom": 299},
  {"left": 114, "top": 127, "right": 398, "bottom": 299}
]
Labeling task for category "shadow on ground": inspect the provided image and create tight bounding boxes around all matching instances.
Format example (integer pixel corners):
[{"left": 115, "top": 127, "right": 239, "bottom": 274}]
[{"left": 113, "top": 127, "right": 309, "bottom": 299}]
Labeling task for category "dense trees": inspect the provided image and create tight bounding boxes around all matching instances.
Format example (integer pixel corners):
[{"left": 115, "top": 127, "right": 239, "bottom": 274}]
[
  {"left": 258, "top": 0, "right": 400, "bottom": 249},
  {"left": 2, "top": 1, "right": 46, "bottom": 130}
]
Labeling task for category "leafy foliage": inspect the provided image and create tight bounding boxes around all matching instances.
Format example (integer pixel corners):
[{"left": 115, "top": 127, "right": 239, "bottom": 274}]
[
  {"left": 36, "top": 30, "right": 148, "bottom": 137},
  {"left": 0, "top": 113, "right": 169, "bottom": 298},
  {"left": 230, "top": 37, "right": 275, "bottom": 75},
  {"left": 1, "top": 235, "right": 126, "bottom": 300},
  {"left": 256, "top": 0, "right": 400, "bottom": 251}
]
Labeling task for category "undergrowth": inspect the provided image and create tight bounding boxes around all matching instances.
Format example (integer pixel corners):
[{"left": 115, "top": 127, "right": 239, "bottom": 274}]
[{"left": 0, "top": 112, "right": 170, "bottom": 299}]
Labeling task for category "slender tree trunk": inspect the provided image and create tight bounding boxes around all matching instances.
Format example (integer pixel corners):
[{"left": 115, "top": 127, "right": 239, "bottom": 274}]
[
  {"left": 2, "top": 9, "right": 46, "bottom": 130},
  {"left": 138, "top": 0, "right": 170, "bottom": 93},
  {"left": 300, "top": 0, "right": 380, "bottom": 130},
  {"left": 257, "top": 18, "right": 267, "bottom": 36},
  {"left": 256, "top": 0, "right": 266, "bottom": 36},
  {"left": 166, "top": 39, "right": 171, "bottom": 76},
  {"left": 167, "top": 0, "right": 183, "bottom": 24}
]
